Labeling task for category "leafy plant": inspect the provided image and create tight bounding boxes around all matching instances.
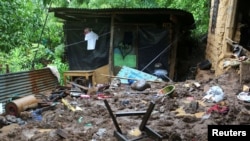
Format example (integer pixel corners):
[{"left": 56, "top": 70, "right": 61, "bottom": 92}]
[{"left": 0, "top": 0, "right": 43, "bottom": 53}]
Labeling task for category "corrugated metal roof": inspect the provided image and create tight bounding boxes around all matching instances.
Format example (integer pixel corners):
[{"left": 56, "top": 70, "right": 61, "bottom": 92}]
[
  {"left": 49, "top": 8, "right": 195, "bottom": 29},
  {"left": 49, "top": 7, "right": 192, "bottom": 15}
]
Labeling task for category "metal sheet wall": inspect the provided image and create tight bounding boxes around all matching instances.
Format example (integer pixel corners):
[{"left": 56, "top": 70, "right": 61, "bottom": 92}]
[{"left": 0, "top": 68, "right": 59, "bottom": 103}]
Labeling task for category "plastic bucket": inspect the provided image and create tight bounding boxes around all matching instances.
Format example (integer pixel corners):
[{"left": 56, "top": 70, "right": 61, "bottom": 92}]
[{"left": 158, "top": 85, "right": 175, "bottom": 96}]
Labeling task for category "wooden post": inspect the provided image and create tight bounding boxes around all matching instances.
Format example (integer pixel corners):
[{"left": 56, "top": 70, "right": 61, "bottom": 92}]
[
  {"left": 109, "top": 14, "right": 115, "bottom": 80},
  {"left": 169, "top": 25, "right": 179, "bottom": 80},
  {"left": 224, "top": 0, "right": 238, "bottom": 53}
]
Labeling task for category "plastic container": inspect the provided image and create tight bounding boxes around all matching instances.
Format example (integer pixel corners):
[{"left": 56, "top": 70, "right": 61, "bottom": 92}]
[{"left": 158, "top": 85, "right": 175, "bottom": 96}]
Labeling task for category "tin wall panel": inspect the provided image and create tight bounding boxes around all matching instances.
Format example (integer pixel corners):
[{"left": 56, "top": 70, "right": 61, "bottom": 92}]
[{"left": 0, "top": 68, "right": 59, "bottom": 103}]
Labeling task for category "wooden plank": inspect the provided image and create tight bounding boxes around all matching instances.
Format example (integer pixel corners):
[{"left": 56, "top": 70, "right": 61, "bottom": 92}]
[
  {"left": 95, "top": 65, "right": 109, "bottom": 84},
  {"left": 67, "top": 81, "right": 89, "bottom": 90}
]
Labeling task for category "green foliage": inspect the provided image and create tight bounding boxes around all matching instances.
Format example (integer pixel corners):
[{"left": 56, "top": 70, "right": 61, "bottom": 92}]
[
  {"left": 0, "top": 0, "right": 43, "bottom": 53},
  {"left": 159, "top": 0, "right": 210, "bottom": 38},
  {"left": 0, "top": 0, "right": 66, "bottom": 82},
  {"left": 42, "top": 14, "right": 64, "bottom": 50},
  {"left": 0, "top": 44, "right": 46, "bottom": 72},
  {"left": 86, "top": 0, "right": 158, "bottom": 8},
  {"left": 54, "top": 44, "right": 65, "bottom": 58},
  {"left": 0, "top": 42, "right": 68, "bottom": 84},
  {"left": 49, "top": 58, "right": 69, "bottom": 85}
]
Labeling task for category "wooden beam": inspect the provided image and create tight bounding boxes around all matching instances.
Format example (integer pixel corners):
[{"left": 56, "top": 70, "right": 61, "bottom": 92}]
[
  {"left": 224, "top": 0, "right": 238, "bottom": 53},
  {"left": 67, "top": 81, "right": 89, "bottom": 90},
  {"left": 109, "top": 14, "right": 115, "bottom": 80},
  {"left": 169, "top": 26, "right": 179, "bottom": 80}
]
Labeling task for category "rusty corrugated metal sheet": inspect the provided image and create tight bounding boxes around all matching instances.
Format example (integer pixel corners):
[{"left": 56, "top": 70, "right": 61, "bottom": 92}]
[{"left": 0, "top": 68, "right": 59, "bottom": 103}]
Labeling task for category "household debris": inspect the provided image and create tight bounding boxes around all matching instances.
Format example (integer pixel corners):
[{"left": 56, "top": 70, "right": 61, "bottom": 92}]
[
  {"left": 237, "top": 92, "right": 250, "bottom": 102},
  {"left": 115, "top": 66, "right": 164, "bottom": 84},
  {"left": 222, "top": 38, "right": 250, "bottom": 69},
  {"left": 202, "top": 86, "right": 224, "bottom": 103},
  {"left": 0, "top": 68, "right": 249, "bottom": 141},
  {"left": 130, "top": 79, "right": 151, "bottom": 91}
]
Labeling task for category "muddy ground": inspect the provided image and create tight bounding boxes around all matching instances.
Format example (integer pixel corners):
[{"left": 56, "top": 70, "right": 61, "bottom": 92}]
[{"left": 0, "top": 68, "right": 250, "bottom": 141}]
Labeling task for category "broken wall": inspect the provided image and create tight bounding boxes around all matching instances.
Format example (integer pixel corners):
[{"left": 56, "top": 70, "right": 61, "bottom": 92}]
[
  {"left": 206, "top": 0, "right": 250, "bottom": 76},
  {"left": 206, "top": 0, "right": 237, "bottom": 76}
]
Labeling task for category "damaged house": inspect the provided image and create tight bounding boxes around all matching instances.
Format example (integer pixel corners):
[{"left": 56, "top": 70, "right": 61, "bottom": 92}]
[
  {"left": 48, "top": 8, "right": 196, "bottom": 84},
  {"left": 0, "top": 1, "right": 250, "bottom": 140},
  {"left": 206, "top": 0, "right": 250, "bottom": 83}
]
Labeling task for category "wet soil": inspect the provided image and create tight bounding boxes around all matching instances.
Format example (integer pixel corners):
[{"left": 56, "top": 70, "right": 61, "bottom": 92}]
[{"left": 0, "top": 69, "right": 249, "bottom": 141}]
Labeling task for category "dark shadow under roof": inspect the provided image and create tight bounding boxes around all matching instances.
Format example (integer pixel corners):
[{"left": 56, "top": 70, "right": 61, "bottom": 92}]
[{"left": 49, "top": 8, "right": 195, "bottom": 29}]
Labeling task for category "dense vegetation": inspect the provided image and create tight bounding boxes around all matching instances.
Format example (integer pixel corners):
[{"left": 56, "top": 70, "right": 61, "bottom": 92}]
[{"left": 0, "top": 0, "right": 210, "bottom": 84}]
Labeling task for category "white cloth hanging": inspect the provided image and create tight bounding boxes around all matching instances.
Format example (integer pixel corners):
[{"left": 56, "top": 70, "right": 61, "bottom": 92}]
[{"left": 85, "top": 31, "right": 99, "bottom": 50}]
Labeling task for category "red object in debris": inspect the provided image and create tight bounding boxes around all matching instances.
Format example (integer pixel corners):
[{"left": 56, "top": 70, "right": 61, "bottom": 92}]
[
  {"left": 80, "top": 94, "right": 90, "bottom": 99},
  {"left": 206, "top": 104, "right": 229, "bottom": 114},
  {"left": 97, "top": 93, "right": 112, "bottom": 100}
]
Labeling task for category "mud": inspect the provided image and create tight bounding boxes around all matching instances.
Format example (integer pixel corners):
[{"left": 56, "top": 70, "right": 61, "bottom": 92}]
[{"left": 0, "top": 69, "right": 249, "bottom": 141}]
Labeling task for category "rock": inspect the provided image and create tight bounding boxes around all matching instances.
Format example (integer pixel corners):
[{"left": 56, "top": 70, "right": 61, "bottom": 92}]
[{"left": 131, "top": 80, "right": 151, "bottom": 91}]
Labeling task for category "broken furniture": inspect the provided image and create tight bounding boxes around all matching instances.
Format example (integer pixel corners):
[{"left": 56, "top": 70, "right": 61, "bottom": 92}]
[
  {"left": 104, "top": 99, "right": 163, "bottom": 141},
  {"left": 0, "top": 68, "right": 59, "bottom": 115},
  {"left": 63, "top": 70, "right": 95, "bottom": 86}
]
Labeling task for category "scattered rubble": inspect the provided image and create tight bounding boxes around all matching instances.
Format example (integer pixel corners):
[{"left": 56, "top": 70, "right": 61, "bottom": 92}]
[{"left": 0, "top": 68, "right": 249, "bottom": 141}]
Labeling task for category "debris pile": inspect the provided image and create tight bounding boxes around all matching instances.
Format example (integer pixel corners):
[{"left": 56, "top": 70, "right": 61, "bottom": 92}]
[{"left": 0, "top": 68, "right": 249, "bottom": 141}]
